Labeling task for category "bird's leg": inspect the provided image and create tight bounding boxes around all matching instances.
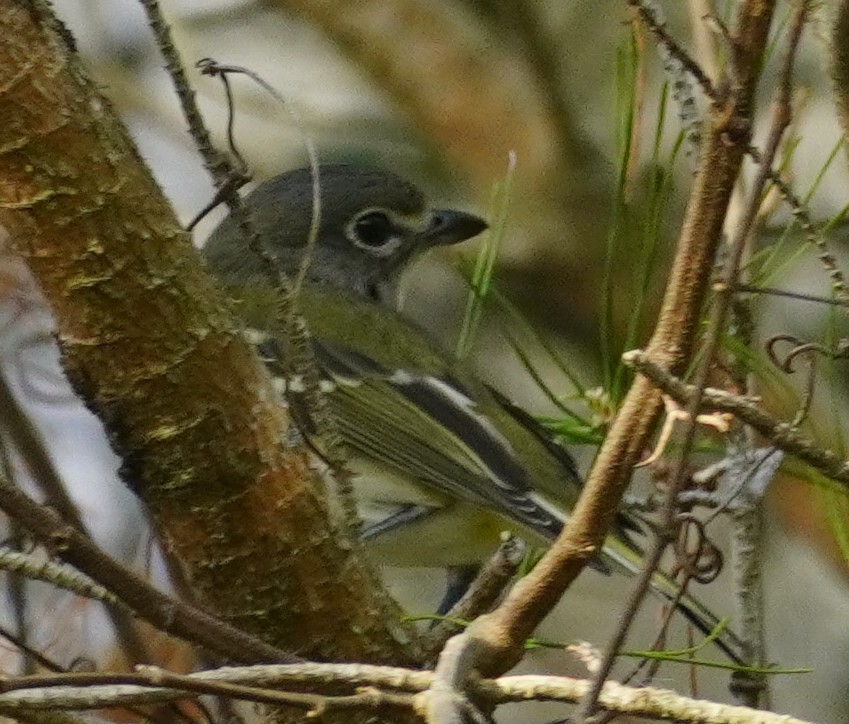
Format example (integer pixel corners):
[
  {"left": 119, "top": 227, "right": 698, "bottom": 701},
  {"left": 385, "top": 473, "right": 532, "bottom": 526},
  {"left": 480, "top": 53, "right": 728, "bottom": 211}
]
[{"left": 438, "top": 565, "right": 481, "bottom": 615}]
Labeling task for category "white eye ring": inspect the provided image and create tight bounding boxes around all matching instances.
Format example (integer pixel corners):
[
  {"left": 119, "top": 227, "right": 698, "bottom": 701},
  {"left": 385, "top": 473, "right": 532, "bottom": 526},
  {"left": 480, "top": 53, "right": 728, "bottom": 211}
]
[{"left": 347, "top": 209, "right": 403, "bottom": 257}]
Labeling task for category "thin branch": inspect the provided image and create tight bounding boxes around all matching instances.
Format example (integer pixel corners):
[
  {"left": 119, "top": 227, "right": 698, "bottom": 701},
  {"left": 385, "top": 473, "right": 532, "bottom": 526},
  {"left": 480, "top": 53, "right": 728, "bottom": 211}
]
[
  {"left": 630, "top": 0, "right": 720, "bottom": 101},
  {"left": 636, "top": 0, "right": 849, "bottom": 302},
  {"left": 445, "top": 2, "right": 777, "bottom": 700},
  {"left": 136, "top": 0, "right": 231, "bottom": 182},
  {"left": 733, "top": 283, "right": 849, "bottom": 307},
  {"left": 580, "top": 0, "right": 794, "bottom": 715},
  {"left": 420, "top": 536, "right": 525, "bottom": 661},
  {"left": 0, "top": 371, "right": 153, "bottom": 666},
  {"left": 624, "top": 350, "right": 849, "bottom": 485},
  {"left": 122, "top": 666, "right": 416, "bottom": 716},
  {"left": 0, "top": 546, "right": 119, "bottom": 605},
  {"left": 0, "top": 621, "right": 72, "bottom": 673},
  {"left": 0, "top": 470, "right": 297, "bottom": 664},
  {"left": 744, "top": 142, "right": 849, "bottom": 304},
  {"left": 0, "top": 663, "right": 815, "bottom": 724},
  {"left": 0, "top": 623, "right": 192, "bottom": 724}
]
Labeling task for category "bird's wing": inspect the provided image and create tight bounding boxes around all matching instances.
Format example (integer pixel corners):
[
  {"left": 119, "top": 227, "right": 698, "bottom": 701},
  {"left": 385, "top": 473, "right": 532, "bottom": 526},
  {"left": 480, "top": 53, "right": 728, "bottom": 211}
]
[
  {"left": 313, "top": 340, "right": 565, "bottom": 540},
  {"left": 485, "top": 384, "right": 644, "bottom": 544},
  {"left": 250, "top": 328, "right": 745, "bottom": 663}
]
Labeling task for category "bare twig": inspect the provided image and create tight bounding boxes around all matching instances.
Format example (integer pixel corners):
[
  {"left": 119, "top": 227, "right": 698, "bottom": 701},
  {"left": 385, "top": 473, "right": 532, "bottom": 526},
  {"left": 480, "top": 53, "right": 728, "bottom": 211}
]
[
  {"left": 722, "top": 5, "right": 811, "bottom": 707},
  {"left": 420, "top": 535, "right": 525, "bottom": 660},
  {"left": 629, "top": 0, "right": 720, "bottom": 101},
  {"left": 131, "top": 666, "right": 416, "bottom": 716},
  {"left": 443, "top": 2, "right": 778, "bottom": 699},
  {"left": 624, "top": 350, "right": 849, "bottom": 485},
  {"left": 0, "top": 623, "right": 193, "bottom": 724},
  {"left": 0, "top": 621, "right": 74, "bottom": 673},
  {"left": 0, "top": 470, "right": 298, "bottom": 665},
  {"left": 637, "top": 0, "right": 849, "bottom": 303},
  {"left": 744, "top": 143, "right": 849, "bottom": 304},
  {"left": 0, "top": 547, "right": 119, "bottom": 605},
  {"left": 733, "top": 283, "right": 849, "bottom": 307},
  {"left": 579, "top": 2, "right": 789, "bottom": 716},
  {"left": 765, "top": 334, "right": 849, "bottom": 427},
  {"left": 644, "top": 1, "right": 703, "bottom": 149},
  {"left": 0, "top": 662, "right": 815, "bottom": 724},
  {"left": 137, "top": 0, "right": 231, "bottom": 183},
  {"left": 0, "top": 371, "right": 153, "bottom": 666},
  {"left": 766, "top": 334, "right": 849, "bottom": 373}
]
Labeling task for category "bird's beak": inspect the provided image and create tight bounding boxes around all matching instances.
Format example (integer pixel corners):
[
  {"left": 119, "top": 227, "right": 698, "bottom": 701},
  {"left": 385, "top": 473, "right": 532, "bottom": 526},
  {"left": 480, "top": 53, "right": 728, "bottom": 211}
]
[{"left": 422, "top": 209, "right": 488, "bottom": 247}]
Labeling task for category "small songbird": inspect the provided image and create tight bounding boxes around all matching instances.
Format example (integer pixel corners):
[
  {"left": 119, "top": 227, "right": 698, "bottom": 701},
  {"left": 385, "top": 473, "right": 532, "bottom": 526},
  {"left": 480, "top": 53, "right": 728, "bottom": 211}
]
[{"left": 203, "top": 164, "right": 743, "bottom": 663}]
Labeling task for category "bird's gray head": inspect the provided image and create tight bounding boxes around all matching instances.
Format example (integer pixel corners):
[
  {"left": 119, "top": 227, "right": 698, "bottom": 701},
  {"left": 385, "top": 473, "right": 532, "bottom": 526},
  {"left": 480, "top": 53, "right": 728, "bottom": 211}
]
[{"left": 203, "top": 165, "right": 487, "bottom": 305}]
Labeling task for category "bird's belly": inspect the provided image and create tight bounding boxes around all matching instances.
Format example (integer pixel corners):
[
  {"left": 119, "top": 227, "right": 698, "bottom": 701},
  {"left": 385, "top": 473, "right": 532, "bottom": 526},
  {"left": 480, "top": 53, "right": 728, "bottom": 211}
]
[
  {"left": 347, "top": 458, "right": 451, "bottom": 509},
  {"left": 342, "top": 459, "right": 547, "bottom": 566},
  {"left": 363, "top": 501, "right": 530, "bottom": 567}
]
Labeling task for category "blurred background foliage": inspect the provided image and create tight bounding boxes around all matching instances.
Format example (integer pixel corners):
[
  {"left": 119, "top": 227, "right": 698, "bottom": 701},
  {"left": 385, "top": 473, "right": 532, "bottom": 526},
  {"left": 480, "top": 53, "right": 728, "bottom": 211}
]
[{"left": 2, "top": 0, "right": 849, "bottom": 721}]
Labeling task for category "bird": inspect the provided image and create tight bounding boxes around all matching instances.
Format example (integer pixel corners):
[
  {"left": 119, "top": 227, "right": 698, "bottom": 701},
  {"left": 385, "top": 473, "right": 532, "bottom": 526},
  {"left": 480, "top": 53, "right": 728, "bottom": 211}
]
[{"left": 202, "top": 163, "right": 744, "bottom": 663}]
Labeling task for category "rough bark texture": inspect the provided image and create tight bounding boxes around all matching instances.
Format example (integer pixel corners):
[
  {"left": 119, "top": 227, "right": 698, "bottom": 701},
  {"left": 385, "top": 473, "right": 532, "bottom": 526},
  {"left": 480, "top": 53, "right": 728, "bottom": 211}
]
[{"left": 0, "top": 1, "right": 414, "bottom": 666}]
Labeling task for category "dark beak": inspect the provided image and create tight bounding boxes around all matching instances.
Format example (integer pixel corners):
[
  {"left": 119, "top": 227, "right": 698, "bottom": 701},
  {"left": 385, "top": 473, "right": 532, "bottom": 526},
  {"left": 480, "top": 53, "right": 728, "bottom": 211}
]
[{"left": 422, "top": 209, "right": 488, "bottom": 246}]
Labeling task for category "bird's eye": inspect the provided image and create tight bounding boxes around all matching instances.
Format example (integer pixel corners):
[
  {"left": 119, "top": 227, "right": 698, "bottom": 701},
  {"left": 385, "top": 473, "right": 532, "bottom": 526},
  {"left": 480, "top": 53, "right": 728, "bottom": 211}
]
[{"left": 352, "top": 211, "right": 394, "bottom": 248}]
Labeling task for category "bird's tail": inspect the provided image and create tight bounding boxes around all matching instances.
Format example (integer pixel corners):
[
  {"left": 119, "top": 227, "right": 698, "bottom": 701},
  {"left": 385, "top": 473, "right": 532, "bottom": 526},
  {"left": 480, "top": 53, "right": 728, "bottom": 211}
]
[{"left": 600, "top": 535, "right": 747, "bottom": 666}]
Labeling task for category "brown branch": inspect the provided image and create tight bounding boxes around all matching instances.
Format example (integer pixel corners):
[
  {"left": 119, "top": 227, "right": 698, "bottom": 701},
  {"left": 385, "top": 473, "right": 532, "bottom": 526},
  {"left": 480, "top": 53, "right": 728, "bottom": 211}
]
[
  {"left": 420, "top": 536, "right": 525, "bottom": 661},
  {"left": 0, "top": 0, "right": 413, "bottom": 665},
  {"left": 0, "top": 371, "right": 153, "bottom": 667},
  {"left": 584, "top": 5, "right": 809, "bottom": 713},
  {"left": 453, "top": 0, "right": 777, "bottom": 685},
  {"left": 0, "top": 468, "right": 296, "bottom": 664},
  {"left": 624, "top": 350, "right": 849, "bottom": 485},
  {"left": 0, "top": 663, "right": 816, "bottom": 724}
]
